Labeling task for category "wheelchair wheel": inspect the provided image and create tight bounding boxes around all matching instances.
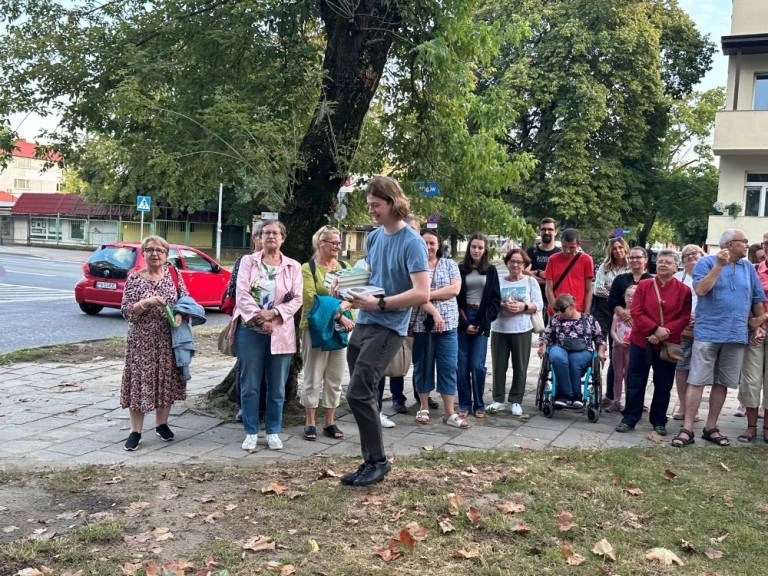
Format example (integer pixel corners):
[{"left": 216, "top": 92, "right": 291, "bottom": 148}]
[
  {"left": 587, "top": 406, "right": 599, "bottom": 423},
  {"left": 536, "top": 353, "right": 551, "bottom": 410},
  {"left": 542, "top": 400, "right": 554, "bottom": 418}
]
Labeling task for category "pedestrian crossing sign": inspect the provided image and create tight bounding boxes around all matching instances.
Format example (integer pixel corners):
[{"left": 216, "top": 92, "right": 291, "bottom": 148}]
[{"left": 137, "top": 196, "right": 151, "bottom": 212}]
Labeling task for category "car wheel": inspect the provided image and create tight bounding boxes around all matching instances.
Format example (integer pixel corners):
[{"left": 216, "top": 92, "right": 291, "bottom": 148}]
[{"left": 79, "top": 303, "right": 104, "bottom": 315}]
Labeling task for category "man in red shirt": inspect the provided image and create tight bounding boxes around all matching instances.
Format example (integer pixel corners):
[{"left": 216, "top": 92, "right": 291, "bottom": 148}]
[{"left": 544, "top": 228, "right": 594, "bottom": 315}]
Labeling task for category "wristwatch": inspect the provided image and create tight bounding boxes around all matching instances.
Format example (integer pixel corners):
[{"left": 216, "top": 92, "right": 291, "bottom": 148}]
[{"left": 377, "top": 295, "right": 387, "bottom": 311}]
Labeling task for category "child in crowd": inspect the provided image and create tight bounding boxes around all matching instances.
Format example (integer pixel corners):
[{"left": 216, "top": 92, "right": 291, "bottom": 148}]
[{"left": 608, "top": 284, "right": 636, "bottom": 413}]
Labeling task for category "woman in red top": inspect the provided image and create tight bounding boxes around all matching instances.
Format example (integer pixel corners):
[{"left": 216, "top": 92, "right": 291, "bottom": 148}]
[{"left": 615, "top": 250, "right": 691, "bottom": 436}]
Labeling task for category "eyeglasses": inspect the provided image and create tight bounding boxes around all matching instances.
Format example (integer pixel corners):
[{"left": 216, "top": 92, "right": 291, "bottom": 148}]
[
  {"left": 143, "top": 248, "right": 167, "bottom": 255},
  {"left": 262, "top": 231, "right": 281, "bottom": 237},
  {"left": 508, "top": 260, "right": 525, "bottom": 266},
  {"left": 323, "top": 240, "right": 342, "bottom": 247},
  {"left": 683, "top": 253, "right": 699, "bottom": 261},
  {"left": 628, "top": 256, "right": 646, "bottom": 260},
  {"left": 729, "top": 238, "right": 749, "bottom": 244},
  {"left": 554, "top": 305, "right": 571, "bottom": 313},
  {"left": 656, "top": 260, "right": 676, "bottom": 267}
]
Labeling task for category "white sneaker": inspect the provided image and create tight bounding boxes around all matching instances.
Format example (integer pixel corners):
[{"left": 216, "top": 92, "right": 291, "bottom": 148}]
[
  {"left": 241, "top": 434, "right": 258, "bottom": 451},
  {"left": 267, "top": 433, "right": 283, "bottom": 450},
  {"left": 487, "top": 401, "right": 507, "bottom": 414},
  {"left": 379, "top": 412, "right": 396, "bottom": 428},
  {"left": 511, "top": 403, "right": 523, "bottom": 416}
]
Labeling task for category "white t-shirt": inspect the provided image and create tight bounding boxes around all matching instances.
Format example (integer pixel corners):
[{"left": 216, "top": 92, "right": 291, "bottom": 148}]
[
  {"left": 674, "top": 270, "right": 698, "bottom": 312},
  {"left": 491, "top": 276, "right": 544, "bottom": 334}
]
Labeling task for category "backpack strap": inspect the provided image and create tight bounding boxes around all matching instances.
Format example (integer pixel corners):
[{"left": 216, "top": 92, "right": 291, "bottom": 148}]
[
  {"left": 309, "top": 258, "right": 348, "bottom": 289},
  {"left": 168, "top": 264, "right": 181, "bottom": 298}
]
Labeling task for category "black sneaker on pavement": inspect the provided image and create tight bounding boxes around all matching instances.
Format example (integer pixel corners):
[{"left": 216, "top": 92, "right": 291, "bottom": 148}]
[
  {"left": 124, "top": 432, "right": 142, "bottom": 451},
  {"left": 353, "top": 459, "right": 392, "bottom": 487},
  {"left": 427, "top": 397, "right": 439, "bottom": 410},
  {"left": 156, "top": 424, "right": 175, "bottom": 441},
  {"left": 341, "top": 463, "right": 368, "bottom": 486},
  {"left": 392, "top": 401, "right": 408, "bottom": 414}
]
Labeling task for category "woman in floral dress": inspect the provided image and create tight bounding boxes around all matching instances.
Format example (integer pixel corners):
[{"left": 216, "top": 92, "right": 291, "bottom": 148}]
[{"left": 121, "top": 235, "right": 187, "bottom": 451}]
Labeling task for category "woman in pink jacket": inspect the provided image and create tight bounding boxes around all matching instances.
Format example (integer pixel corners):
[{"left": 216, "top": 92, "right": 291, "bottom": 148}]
[{"left": 233, "top": 220, "right": 303, "bottom": 451}]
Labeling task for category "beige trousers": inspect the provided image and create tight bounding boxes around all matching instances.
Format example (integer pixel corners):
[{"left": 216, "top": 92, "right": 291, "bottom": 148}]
[
  {"left": 300, "top": 328, "right": 346, "bottom": 409},
  {"left": 738, "top": 340, "right": 768, "bottom": 408}
]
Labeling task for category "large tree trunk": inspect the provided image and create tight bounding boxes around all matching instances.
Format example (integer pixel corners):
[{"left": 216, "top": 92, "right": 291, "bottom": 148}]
[{"left": 212, "top": 1, "right": 402, "bottom": 405}]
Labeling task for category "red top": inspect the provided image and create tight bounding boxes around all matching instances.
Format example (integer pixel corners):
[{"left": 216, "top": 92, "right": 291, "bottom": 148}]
[
  {"left": 544, "top": 251, "right": 594, "bottom": 313},
  {"left": 757, "top": 261, "right": 768, "bottom": 294},
  {"left": 629, "top": 277, "right": 691, "bottom": 349}
]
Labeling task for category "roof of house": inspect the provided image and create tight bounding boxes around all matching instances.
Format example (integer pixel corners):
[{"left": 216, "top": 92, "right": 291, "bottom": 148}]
[
  {"left": 11, "top": 193, "right": 132, "bottom": 218},
  {"left": 5, "top": 138, "right": 62, "bottom": 162},
  {"left": 0, "top": 191, "right": 15, "bottom": 203}
]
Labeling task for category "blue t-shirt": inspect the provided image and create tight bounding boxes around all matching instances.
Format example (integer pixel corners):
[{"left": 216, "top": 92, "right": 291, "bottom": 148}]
[
  {"left": 357, "top": 225, "right": 428, "bottom": 336},
  {"left": 693, "top": 256, "right": 765, "bottom": 344}
]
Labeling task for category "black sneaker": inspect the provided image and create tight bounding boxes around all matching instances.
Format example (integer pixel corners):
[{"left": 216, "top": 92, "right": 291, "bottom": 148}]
[
  {"left": 341, "top": 463, "right": 368, "bottom": 486},
  {"left": 571, "top": 400, "right": 584, "bottom": 409},
  {"left": 427, "top": 397, "right": 439, "bottom": 410},
  {"left": 124, "top": 432, "right": 141, "bottom": 451},
  {"left": 553, "top": 399, "right": 568, "bottom": 409},
  {"left": 392, "top": 401, "right": 408, "bottom": 414},
  {"left": 156, "top": 424, "right": 175, "bottom": 441},
  {"left": 353, "top": 459, "right": 392, "bottom": 487}
]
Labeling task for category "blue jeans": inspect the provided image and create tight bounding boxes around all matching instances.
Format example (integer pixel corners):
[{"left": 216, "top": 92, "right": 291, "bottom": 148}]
[
  {"left": 413, "top": 329, "right": 458, "bottom": 395},
  {"left": 377, "top": 377, "right": 406, "bottom": 411},
  {"left": 457, "top": 309, "right": 489, "bottom": 412},
  {"left": 549, "top": 345, "right": 592, "bottom": 401},
  {"left": 235, "top": 324, "right": 291, "bottom": 435}
]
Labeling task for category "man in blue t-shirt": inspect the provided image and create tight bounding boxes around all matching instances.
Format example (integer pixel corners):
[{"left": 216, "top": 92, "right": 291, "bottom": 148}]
[
  {"left": 673, "top": 229, "right": 766, "bottom": 448},
  {"left": 337, "top": 176, "right": 429, "bottom": 486}
]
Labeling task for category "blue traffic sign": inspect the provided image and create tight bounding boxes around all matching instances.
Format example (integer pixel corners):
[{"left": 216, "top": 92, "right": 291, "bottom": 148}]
[
  {"left": 418, "top": 181, "right": 441, "bottom": 196},
  {"left": 137, "top": 196, "right": 151, "bottom": 212}
]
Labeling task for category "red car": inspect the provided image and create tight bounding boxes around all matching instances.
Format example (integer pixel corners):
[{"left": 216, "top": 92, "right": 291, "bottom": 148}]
[{"left": 74, "top": 242, "right": 231, "bottom": 315}]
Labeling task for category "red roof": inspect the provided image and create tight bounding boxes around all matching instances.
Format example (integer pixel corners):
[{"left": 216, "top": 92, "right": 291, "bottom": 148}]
[
  {"left": 0, "top": 191, "right": 15, "bottom": 203},
  {"left": 6, "top": 138, "right": 62, "bottom": 162},
  {"left": 11, "top": 193, "right": 132, "bottom": 218}
]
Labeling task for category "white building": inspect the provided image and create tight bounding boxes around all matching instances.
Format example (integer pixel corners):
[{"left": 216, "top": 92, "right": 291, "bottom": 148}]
[{"left": 0, "top": 139, "right": 63, "bottom": 200}]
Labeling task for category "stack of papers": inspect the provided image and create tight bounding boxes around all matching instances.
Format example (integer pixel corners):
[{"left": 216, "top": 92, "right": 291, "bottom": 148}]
[
  {"left": 339, "top": 285, "right": 385, "bottom": 300},
  {"left": 324, "top": 267, "right": 371, "bottom": 290}
]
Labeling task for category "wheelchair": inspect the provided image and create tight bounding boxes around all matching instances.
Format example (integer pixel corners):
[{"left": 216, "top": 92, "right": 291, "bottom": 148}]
[{"left": 535, "top": 347, "right": 602, "bottom": 423}]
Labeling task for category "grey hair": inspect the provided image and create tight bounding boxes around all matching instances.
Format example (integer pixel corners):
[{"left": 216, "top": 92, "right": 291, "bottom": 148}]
[
  {"left": 251, "top": 220, "right": 264, "bottom": 238},
  {"left": 656, "top": 249, "right": 680, "bottom": 266},
  {"left": 260, "top": 219, "right": 287, "bottom": 238},
  {"left": 405, "top": 214, "right": 419, "bottom": 226},
  {"left": 719, "top": 229, "right": 738, "bottom": 248},
  {"left": 681, "top": 244, "right": 705, "bottom": 258}
]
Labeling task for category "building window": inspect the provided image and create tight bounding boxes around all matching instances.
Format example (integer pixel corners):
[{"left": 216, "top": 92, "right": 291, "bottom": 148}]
[
  {"left": 13, "top": 178, "right": 30, "bottom": 190},
  {"left": 756, "top": 74, "right": 768, "bottom": 111},
  {"left": 30, "top": 217, "right": 60, "bottom": 240},
  {"left": 70, "top": 220, "right": 85, "bottom": 240},
  {"left": 744, "top": 174, "right": 768, "bottom": 217},
  {"left": 15, "top": 158, "right": 31, "bottom": 169}
]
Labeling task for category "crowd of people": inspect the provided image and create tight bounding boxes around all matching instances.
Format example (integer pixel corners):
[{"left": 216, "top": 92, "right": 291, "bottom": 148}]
[{"left": 118, "top": 176, "right": 768, "bottom": 486}]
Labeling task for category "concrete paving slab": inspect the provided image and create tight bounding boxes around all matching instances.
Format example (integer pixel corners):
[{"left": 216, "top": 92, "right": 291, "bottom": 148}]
[{"left": 49, "top": 437, "right": 113, "bottom": 456}]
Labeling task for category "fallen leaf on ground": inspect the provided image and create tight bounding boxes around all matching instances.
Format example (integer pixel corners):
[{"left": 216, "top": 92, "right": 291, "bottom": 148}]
[
  {"left": 125, "top": 502, "right": 150, "bottom": 517},
  {"left": 318, "top": 469, "right": 340, "bottom": 479},
  {"left": 496, "top": 501, "right": 526, "bottom": 514},
  {"left": 556, "top": 511, "right": 576, "bottom": 532},
  {"left": 104, "top": 476, "right": 124, "bottom": 485},
  {"left": 29, "top": 530, "right": 56, "bottom": 541},
  {"left": 624, "top": 484, "right": 643, "bottom": 496},
  {"left": 2, "top": 526, "right": 18, "bottom": 533},
  {"left": 647, "top": 431, "right": 665, "bottom": 444},
  {"left": 710, "top": 533, "right": 729, "bottom": 544},
  {"left": 395, "top": 529, "right": 415, "bottom": 552},
  {"left": 567, "top": 553, "right": 586, "bottom": 566},
  {"left": 56, "top": 510, "right": 84, "bottom": 520},
  {"left": 374, "top": 547, "right": 401, "bottom": 562},
  {"left": 405, "top": 522, "right": 428, "bottom": 542},
  {"left": 239, "top": 535, "right": 276, "bottom": 552},
  {"left": 465, "top": 466, "right": 478, "bottom": 474},
  {"left": 509, "top": 520, "right": 531, "bottom": 534},
  {"left": 280, "top": 565, "right": 296, "bottom": 576},
  {"left": 453, "top": 548, "right": 481, "bottom": 559},
  {"left": 510, "top": 467, "right": 527, "bottom": 476},
  {"left": 199, "top": 495, "right": 215, "bottom": 503},
  {"left": 224, "top": 503, "right": 238, "bottom": 511},
  {"left": 579, "top": 489, "right": 595, "bottom": 499},
  {"left": 161, "top": 560, "right": 194, "bottom": 572},
  {"left": 466, "top": 507, "right": 481, "bottom": 524},
  {"left": 438, "top": 517, "right": 455, "bottom": 533},
  {"left": 704, "top": 547, "right": 723, "bottom": 559},
  {"left": 362, "top": 495, "right": 383, "bottom": 506},
  {"left": 646, "top": 547, "right": 684, "bottom": 566},
  {"left": 422, "top": 445, "right": 434, "bottom": 451},
  {"left": 288, "top": 491, "right": 306, "bottom": 500},
  {"left": 120, "top": 562, "right": 142, "bottom": 575},
  {"left": 151, "top": 527, "right": 174, "bottom": 541},
  {"left": 445, "top": 493, "right": 464, "bottom": 516},
  {"left": 203, "top": 513, "right": 219, "bottom": 524},
  {"left": 592, "top": 538, "right": 617, "bottom": 561},
  {"left": 720, "top": 461, "right": 731, "bottom": 472},
  {"left": 16, "top": 570, "right": 47, "bottom": 576},
  {"left": 723, "top": 493, "right": 734, "bottom": 508},
  {"left": 680, "top": 539, "right": 695, "bottom": 552},
  {"left": 664, "top": 469, "right": 678, "bottom": 481},
  {"left": 309, "top": 539, "right": 320, "bottom": 553},
  {"left": 261, "top": 482, "right": 289, "bottom": 496}
]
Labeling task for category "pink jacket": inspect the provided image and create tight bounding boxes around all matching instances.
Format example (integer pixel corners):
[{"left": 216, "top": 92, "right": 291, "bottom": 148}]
[{"left": 233, "top": 251, "right": 303, "bottom": 354}]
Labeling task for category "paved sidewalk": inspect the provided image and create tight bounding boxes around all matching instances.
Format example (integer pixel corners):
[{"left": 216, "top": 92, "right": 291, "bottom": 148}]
[{"left": 0, "top": 347, "right": 754, "bottom": 470}]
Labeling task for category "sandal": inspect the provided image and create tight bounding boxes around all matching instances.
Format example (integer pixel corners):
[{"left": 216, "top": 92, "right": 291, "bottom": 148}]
[
  {"left": 671, "top": 427, "right": 695, "bottom": 448},
  {"left": 474, "top": 410, "right": 486, "bottom": 419},
  {"left": 303, "top": 426, "right": 317, "bottom": 441},
  {"left": 415, "top": 410, "right": 430, "bottom": 424},
  {"left": 701, "top": 427, "right": 730, "bottom": 447},
  {"left": 738, "top": 425, "right": 757, "bottom": 443},
  {"left": 444, "top": 413, "right": 470, "bottom": 429},
  {"left": 457, "top": 410, "right": 469, "bottom": 419},
  {"left": 323, "top": 424, "right": 343, "bottom": 439}
]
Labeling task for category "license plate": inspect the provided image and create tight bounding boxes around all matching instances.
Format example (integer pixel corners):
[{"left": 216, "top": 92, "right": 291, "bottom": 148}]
[{"left": 95, "top": 281, "right": 117, "bottom": 289}]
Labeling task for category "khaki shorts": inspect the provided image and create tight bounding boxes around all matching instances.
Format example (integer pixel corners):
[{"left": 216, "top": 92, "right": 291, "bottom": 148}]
[
  {"left": 687, "top": 341, "right": 745, "bottom": 389},
  {"left": 738, "top": 340, "right": 768, "bottom": 408}
]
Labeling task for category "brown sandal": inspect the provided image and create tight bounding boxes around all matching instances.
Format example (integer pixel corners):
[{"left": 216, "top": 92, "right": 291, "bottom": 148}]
[
  {"left": 671, "top": 427, "right": 695, "bottom": 448},
  {"left": 702, "top": 427, "right": 730, "bottom": 447},
  {"left": 738, "top": 425, "right": 757, "bottom": 443}
]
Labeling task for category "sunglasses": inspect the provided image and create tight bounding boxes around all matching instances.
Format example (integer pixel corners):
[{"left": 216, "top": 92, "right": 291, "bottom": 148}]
[{"left": 554, "top": 305, "right": 571, "bottom": 313}]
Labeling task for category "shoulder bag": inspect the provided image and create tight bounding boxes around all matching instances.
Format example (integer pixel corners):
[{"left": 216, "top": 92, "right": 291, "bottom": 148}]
[
  {"left": 527, "top": 276, "right": 545, "bottom": 334},
  {"left": 560, "top": 316, "right": 588, "bottom": 352},
  {"left": 652, "top": 279, "right": 684, "bottom": 363}
]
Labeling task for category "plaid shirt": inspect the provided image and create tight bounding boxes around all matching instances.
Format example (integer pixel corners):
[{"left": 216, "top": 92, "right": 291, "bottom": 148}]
[{"left": 411, "top": 257, "right": 460, "bottom": 332}]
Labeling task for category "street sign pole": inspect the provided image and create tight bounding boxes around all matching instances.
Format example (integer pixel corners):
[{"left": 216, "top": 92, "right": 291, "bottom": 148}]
[
  {"left": 216, "top": 182, "right": 223, "bottom": 261},
  {"left": 136, "top": 196, "right": 151, "bottom": 241},
  {"left": 140, "top": 211, "right": 144, "bottom": 241}
]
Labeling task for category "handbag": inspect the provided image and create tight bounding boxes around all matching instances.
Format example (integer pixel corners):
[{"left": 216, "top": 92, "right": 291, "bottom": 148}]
[
  {"left": 560, "top": 317, "right": 588, "bottom": 351},
  {"left": 383, "top": 337, "right": 414, "bottom": 377},
  {"left": 652, "top": 279, "right": 684, "bottom": 363},
  {"left": 528, "top": 276, "right": 544, "bottom": 334},
  {"left": 307, "top": 295, "right": 350, "bottom": 351},
  {"left": 217, "top": 317, "right": 237, "bottom": 356}
]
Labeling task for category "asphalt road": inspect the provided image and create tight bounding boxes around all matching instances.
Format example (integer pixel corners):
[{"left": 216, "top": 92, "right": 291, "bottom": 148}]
[{"left": 0, "top": 252, "right": 229, "bottom": 355}]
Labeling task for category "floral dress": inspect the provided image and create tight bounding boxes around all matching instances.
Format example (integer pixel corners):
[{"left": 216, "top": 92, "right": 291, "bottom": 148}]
[{"left": 120, "top": 266, "right": 189, "bottom": 412}]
